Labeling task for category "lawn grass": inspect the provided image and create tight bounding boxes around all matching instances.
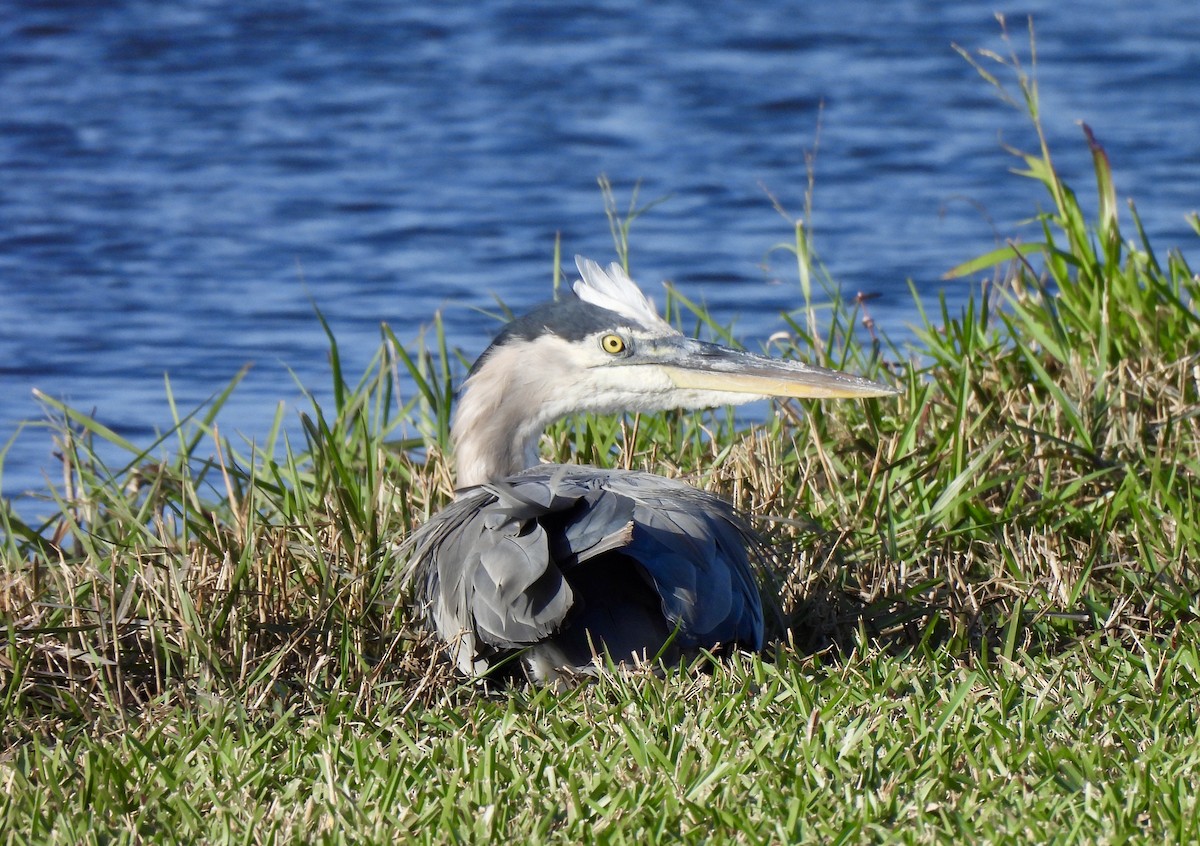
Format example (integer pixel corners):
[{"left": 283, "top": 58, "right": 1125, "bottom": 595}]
[
  {"left": 6, "top": 634, "right": 1200, "bottom": 844},
  {"left": 3, "top": 21, "right": 1200, "bottom": 845}
]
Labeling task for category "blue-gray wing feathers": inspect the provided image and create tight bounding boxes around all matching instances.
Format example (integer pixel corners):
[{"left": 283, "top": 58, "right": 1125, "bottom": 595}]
[{"left": 401, "top": 465, "right": 765, "bottom": 678}]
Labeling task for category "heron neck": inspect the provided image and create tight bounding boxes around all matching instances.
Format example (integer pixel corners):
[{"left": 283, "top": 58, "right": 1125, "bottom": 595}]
[{"left": 451, "top": 344, "right": 558, "bottom": 488}]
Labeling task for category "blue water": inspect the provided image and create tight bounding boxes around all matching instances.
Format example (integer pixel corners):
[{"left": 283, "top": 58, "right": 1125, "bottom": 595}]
[{"left": 2, "top": 1, "right": 1198, "bottom": 514}]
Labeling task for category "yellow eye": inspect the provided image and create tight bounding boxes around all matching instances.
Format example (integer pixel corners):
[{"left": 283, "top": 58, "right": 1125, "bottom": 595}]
[{"left": 600, "top": 334, "right": 626, "bottom": 354}]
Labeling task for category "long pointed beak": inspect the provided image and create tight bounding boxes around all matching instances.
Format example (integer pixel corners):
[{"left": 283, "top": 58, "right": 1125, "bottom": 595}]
[{"left": 655, "top": 339, "right": 899, "bottom": 400}]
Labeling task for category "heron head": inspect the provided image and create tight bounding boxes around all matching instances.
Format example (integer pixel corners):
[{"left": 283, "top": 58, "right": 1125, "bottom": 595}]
[{"left": 452, "top": 256, "right": 899, "bottom": 486}]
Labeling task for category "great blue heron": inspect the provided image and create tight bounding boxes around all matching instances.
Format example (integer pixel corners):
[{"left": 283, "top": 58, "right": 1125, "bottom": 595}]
[{"left": 403, "top": 256, "right": 898, "bottom": 682}]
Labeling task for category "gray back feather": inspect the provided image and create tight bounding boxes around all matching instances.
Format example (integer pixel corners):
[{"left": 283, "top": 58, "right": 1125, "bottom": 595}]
[{"left": 401, "top": 465, "right": 765, "bottom": 677}]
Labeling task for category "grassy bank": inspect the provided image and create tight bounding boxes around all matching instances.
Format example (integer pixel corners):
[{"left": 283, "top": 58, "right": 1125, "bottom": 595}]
[
  {"left": 5, "top": 639, "right": 1200, "bottom": 843},
  {"left": 3, "top": 25, "right": 1200, "bottom": 844}
]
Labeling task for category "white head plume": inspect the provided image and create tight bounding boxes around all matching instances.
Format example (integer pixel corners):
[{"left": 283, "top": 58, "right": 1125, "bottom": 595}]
[{"left": 573, "top": 255, "right": 671, "bottom": 330}]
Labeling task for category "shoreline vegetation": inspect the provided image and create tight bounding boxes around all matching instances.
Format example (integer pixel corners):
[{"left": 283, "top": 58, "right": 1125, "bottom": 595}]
[{"left": 4, "top": 23, "right": 1200, "bottom": 843}]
